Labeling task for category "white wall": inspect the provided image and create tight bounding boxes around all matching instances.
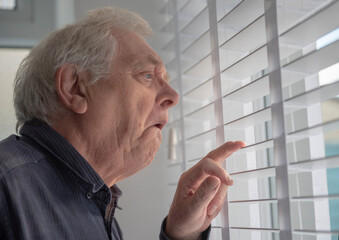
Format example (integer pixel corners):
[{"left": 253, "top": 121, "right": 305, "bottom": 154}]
[{"left": 0, "top": 48, "right": 29, "bottom": 139}]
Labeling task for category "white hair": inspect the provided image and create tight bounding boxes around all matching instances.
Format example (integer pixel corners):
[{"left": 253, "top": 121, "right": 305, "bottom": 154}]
[{"left": 13, "top": 7, "right": 153, "bottom": 130}]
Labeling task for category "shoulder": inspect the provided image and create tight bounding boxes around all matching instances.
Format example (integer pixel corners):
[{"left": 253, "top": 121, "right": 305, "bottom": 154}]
[{"left": 0, "top": 135, "right": 45, "bottom": 178}]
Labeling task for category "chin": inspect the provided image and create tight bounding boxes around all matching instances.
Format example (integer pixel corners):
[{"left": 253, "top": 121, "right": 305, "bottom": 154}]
[
  {"left": 144, "top": 152, "right": 156, "bottom": 166},
  {"left": 143, "top": 143, "right": 160, "bottom": 165}
]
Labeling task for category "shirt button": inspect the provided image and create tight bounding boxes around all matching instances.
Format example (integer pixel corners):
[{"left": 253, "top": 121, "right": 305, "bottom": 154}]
[{"left": 86, "top": 192, "right": 93, "bottom": 199}]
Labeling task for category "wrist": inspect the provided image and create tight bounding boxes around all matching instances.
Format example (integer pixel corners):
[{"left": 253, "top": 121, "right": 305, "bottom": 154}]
[{"left": 165, "top": 218, "right": 202, "bottom": 240}]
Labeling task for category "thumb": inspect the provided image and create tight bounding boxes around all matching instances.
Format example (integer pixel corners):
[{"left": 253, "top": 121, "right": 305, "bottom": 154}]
[{"left": 191, "top": 176, "right": 220, "bottom": 210}]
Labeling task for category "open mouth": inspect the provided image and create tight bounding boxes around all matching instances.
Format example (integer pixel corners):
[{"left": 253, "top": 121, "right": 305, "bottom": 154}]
[{"left": 154, "top": 124, "right": 164, "bottom": 130}]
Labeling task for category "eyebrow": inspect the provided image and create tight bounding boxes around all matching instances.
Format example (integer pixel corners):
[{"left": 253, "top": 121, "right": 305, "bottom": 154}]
[
  {"left": 131, "top": 55, "right": 161, "bottom": 71},
  {"left": 147, "top": 55, "right": 161, "bottom": 65},
  {"left": 131, "top": 55, "right": 170, "bottom": 82}
]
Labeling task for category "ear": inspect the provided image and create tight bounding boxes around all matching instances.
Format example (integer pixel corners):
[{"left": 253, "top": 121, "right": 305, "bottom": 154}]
[{"left": 55, "top": 65, "right": 88, "bottom": 114}]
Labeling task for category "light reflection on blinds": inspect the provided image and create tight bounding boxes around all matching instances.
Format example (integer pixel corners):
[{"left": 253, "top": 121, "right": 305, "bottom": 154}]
[{"left": 158, "top": 0, "right": 339, "bottom": 239}]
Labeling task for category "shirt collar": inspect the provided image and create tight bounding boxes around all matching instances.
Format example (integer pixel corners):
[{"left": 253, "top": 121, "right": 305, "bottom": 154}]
[{"left": 20, "top": 119, "right": 106, "bottom": 192}]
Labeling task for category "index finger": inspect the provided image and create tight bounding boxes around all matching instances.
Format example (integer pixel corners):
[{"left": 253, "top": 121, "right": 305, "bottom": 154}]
[{"left": 205, "top": 141, "right": 245, "bottom": 164}]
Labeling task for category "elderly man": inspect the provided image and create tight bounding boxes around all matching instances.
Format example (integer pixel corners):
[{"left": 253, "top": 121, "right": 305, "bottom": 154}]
[{"left": 0, "top": 7, "right": 244, "bottom": 240}]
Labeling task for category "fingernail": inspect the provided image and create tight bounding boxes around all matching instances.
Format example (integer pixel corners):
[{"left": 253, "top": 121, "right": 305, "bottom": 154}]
[
  {"left": 207, "top": 177, "right": 220, "bottom": 191},
  {"left": 226, "top": 174, "right": 234, "bottom": 185}
]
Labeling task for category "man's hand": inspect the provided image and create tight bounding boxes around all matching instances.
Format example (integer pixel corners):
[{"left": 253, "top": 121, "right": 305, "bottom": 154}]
[{"left": 165, "top": 141, "right": 245, "bottom": 240}]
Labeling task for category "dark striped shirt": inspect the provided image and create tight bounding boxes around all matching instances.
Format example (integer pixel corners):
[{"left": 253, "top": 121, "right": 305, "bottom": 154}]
[{"left": 0, "top": 119, "right": 124, "bottom": 240}]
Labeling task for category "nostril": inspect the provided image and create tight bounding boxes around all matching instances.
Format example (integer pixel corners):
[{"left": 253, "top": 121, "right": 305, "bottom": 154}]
[{"left": 160, "top": 99, "right": 174, "bottom": 108}]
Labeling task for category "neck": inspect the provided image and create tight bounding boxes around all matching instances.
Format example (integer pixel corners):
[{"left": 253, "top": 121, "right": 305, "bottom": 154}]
[{"left": 51, "top": 115, "right": 123, "bottom": 187}]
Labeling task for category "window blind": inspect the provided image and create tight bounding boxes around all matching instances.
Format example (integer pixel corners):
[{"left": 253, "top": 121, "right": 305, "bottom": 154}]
[{"left": 158, "top": 0, "right": 339, "bottom": 239}]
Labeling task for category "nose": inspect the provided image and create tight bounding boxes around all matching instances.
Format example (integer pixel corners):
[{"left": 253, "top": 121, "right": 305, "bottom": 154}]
[{"left": 157, "top": 80, "right": 180, "bottom": 109}]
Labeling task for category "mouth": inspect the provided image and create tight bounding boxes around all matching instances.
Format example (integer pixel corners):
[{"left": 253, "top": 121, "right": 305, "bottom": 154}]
[
  {"left": 154, "top": 123, "right": 164, "bottom": 130},
  {"left": 152, "top": 118, "right": 167, "bottom": 130}
]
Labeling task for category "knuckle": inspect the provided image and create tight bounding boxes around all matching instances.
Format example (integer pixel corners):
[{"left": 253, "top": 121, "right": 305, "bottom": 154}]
[
  {"left": 200, "top": 157, "right": 213, "bottom": 166},
  {"left": 205, "top": 149, "right": 216, "bottom": 158},
  {"left": 178, "top": 172, "right": 186, "bottom": 184}
]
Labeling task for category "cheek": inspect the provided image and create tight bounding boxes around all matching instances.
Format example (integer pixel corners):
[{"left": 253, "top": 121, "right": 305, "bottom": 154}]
[
  {"left": 136, "top": 103, "right": 148, "bottom": 120},
  {"left": 139, "top": 95, "right": 156, "bottom": 117},
  {"left": 120, "top": 88, "right": 156, "bottom": 140},
  {"left": 136, "top": 92, "right": 155, "bottom": 111}
]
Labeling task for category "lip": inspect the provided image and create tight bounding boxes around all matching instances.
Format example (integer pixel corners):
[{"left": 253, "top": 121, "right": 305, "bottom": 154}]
[
  {"left": 148, "top": 117, "right": 168, "bottom": 130},
  {"left": 153, "top": 119, "right": 167, "bottom": 130}
]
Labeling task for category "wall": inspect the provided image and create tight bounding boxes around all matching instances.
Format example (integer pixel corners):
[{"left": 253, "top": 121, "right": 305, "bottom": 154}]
[{"left": 0, "top": 48, "right": 29, "bottom": 139}]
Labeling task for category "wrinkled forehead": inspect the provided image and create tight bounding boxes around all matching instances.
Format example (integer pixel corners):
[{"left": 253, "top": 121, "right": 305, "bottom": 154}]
[
  {"left": 114, "top": 30, "right": 169, "bottom": 79},
  {"left": 131, "top": 54, "right": 165, "bottom": 71},
  {"left": 131, "top": 55, "right": 169, "bottom": 82}
]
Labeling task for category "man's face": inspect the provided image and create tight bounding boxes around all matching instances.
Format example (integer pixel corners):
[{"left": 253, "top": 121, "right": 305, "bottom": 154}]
[{"left": 85, "top": 30, "right": 179, "bottom": 182}]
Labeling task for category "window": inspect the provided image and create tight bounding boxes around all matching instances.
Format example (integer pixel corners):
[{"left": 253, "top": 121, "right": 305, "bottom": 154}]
[
  {"left": 0, "top": 0, "right": 16, "bottom": 10},
  {"left": 159, "top": 0, "right": 339, "bottom": 239}
]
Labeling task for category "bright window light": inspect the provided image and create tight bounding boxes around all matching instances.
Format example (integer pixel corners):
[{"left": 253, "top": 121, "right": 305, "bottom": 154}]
[
  {"left": 316, "top": 27, "right": 339, "bottom": 49},
  {"left": 319, "top": 62, "right": 339, "bottom": 86},
  {"left": 0, "top": 0, "right": 16, "bottom": 10},
  {"left": 317, "top": 28, "right": 339, "bottom": 87}
]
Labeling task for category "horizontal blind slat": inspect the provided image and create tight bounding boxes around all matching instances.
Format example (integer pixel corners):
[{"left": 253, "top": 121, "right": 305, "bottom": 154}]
[
  {"left": 181, "top": 30, "right": 210, "bottom": 56},
  {"left": 224, "top": 107, "right": 271, "bottom": 128},
  {"left": 237, "top": 139, "right": 274, "bottom": 153},
  {"left": 223, "top": 76, "right": 270, "bottom": 103},
  {"left": 283, "top": 39, "right": 339, "bottom": 74},
  {"left": 217, "top": 0, "right": 265, "bottom": 44},
  {"left": 219, "top": 14, "right": 266, "bottom": 51},
  {"left": 230, "top": 166, "right": 275, "bottom": 179},
  {"left": 291, "top": 194, "right": 339, "bottom": 201},
  {"left": 230, "top": 227, "right": 279, "bottom": 232},
  {"left": 284, "top": 80, "right": 339, "bottom": 109},
  {"left": 180, "top": 7, "right": 209, "bottom": 36},
  {"left": 185, "top": 100, "right": 215, "bottom": 118},
  {"left": 230, "top": 198, "right": 277, "bottom": 204},
  {"left": 221, "top": 45, "right": 268, "bottom": 83},
  {"left": 289, "top": 155, "right": 339, "bottom": 172},
  {"left": 280, "top": 0, "right": 339, "bottom": 46},
  {"left": 186, "top": 127, "right": 216, "bottom": 141},
  {"left": 287, "top": 119, "right": 339, "bottom": 138}
]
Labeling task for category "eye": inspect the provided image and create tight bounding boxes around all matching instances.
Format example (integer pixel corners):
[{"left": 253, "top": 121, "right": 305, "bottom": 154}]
[
  {"left": 134, "top": 71, "right": 154, "bottom": 86},
  {"left": 144, "top": 73, "right": 153, "bottom": 80}
]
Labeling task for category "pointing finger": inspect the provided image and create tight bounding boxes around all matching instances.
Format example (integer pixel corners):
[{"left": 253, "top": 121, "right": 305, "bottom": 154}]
[{"left": 205, "top": 141, "right": 245, "bottom": 164}]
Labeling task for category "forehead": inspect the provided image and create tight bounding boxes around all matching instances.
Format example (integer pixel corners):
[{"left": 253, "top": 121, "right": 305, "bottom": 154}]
[{"left": 115, "top": 30, "right": 165, "bottom": 69}]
